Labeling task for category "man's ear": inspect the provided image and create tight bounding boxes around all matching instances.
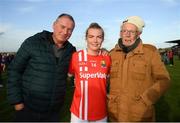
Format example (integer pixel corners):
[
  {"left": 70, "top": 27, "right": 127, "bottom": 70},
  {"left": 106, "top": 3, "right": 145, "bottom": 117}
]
[
  {"left": 137, "top": 31, "right": 142, "bottom": 38},
  {"left": 138, "top": 31, "right": 142, "bottom": 35}
]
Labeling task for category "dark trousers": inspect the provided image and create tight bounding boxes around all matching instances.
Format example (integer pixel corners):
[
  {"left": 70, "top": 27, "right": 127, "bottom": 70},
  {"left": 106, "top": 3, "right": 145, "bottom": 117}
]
[
  {"left": 14, "top": 106, "right": 60, "bottom": 122},
  {"left": 169, "top": 58, "right": 174, "bottom": 65},
  {"left": 0, "top": 72, "right": 3, "bottom": 85}
]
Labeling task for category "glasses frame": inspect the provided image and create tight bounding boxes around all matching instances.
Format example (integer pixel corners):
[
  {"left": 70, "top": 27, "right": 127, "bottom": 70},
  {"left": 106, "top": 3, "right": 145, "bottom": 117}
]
[{"left": 121, "top": 29, "right": 138, "bottom": 35}]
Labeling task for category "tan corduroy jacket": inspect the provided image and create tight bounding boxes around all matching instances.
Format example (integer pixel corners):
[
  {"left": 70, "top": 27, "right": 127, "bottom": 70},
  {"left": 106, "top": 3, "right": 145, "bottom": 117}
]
[{"left": 107, "top": 41, "right": 170, "bottom": 122}]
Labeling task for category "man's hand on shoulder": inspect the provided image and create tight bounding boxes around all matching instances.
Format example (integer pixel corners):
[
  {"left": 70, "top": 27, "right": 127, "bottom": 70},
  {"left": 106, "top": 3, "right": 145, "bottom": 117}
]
[
  {"left": 99, "top": 48, "right": 109, "bottom": 56},
  {"left": 15, "top": 103, "right": 24, "bottom": 111}
]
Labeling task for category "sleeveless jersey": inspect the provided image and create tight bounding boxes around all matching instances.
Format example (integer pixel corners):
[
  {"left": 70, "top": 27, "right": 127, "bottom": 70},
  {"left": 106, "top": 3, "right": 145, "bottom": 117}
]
[{"left": 68, "top": 50, "right": 111, "bottom": 121}]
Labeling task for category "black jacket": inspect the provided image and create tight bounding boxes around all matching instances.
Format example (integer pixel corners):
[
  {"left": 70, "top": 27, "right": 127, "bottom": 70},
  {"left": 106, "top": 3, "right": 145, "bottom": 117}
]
[{"left": 7, "top": 30, "right": 76, "bottom": 112}]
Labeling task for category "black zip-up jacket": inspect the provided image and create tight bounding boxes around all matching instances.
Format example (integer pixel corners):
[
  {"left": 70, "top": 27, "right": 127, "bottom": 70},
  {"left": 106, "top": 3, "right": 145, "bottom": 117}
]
[{"left": 7, "top": 30, "right": 76, "bottom": 112}]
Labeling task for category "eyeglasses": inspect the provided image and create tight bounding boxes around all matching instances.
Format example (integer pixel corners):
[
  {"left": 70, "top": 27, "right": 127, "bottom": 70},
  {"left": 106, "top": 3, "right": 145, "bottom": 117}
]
[{"left": 121, "top": 29, "right": 137, "bottom": 35}]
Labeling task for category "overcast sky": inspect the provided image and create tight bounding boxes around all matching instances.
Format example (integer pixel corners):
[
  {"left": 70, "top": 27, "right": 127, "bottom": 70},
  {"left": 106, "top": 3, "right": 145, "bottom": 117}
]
[{"left": 0, "top": 0, "right": 180, "bottom": 52}]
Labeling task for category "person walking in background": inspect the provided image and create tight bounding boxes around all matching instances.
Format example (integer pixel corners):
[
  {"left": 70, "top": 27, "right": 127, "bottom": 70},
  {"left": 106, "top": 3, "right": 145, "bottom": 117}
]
[
  {"left": 107, "top": 16, "right": 170, "bottom": 122},
  {"left": 162, "top": 50, "right": 169, "bottom": 65},
  {"left": 0, "top": 53, "right": 3, "bottom": 88},
  {"left": 0, "top": 63, "right": 5, "bottom": 88},
  {"left": 68, "top": 23, "right": 111, "bottom": 122},
  {"left": 0, "top": 53, "right": 6, "bottom": 88},
  {"left": 7, "top": 13, "right": 76, "bottom": 121},
  {"left": 167, "top": 49, "right": 174, "bottom": 66}
]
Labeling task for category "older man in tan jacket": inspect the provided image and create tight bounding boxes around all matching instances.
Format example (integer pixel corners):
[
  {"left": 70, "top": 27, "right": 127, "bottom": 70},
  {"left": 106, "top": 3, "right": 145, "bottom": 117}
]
[{"left": 107, "top": 16, "right": 170, "bottom": 122}]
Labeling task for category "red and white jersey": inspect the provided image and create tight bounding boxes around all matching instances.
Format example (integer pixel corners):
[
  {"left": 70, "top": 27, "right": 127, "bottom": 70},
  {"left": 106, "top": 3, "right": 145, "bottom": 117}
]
[{"left": 68, "top": 50, "right": 111, "bottom": 121}]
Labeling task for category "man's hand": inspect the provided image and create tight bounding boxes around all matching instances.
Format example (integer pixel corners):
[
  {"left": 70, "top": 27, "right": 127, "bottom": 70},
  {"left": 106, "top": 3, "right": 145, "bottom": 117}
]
[
  {"left": 15, "top": 103, "right": 24, "bottom": 111},
  {"left": 1, "top": 64, "right": 6, "bottom": 72},
  {"left": 99, "top": 48, "right": 109, "bottom": 56}
]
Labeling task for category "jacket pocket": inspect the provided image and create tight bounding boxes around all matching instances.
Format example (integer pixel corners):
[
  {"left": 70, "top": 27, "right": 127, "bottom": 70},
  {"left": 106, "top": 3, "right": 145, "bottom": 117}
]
[
  {"left": 110, "top": 60, "right": 119, "bottom": 78},
  {"left": 131, "top": 61, "right": 147, "bottom": 81},
  {"left": 107, "top": 94, "right": 119, "bottom": 121},
  {"left": 130, "top": 98, "right": 153, "bottom": 120}
]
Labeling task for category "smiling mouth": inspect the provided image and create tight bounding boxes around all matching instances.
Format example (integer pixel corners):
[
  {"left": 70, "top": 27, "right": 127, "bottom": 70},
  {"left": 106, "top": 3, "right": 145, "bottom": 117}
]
[
  {"left": 125, "top": 39, "right": 131, "bottom": 43},
  {"left": 92, "top": 44, "right": 100, "bottom": 47}
]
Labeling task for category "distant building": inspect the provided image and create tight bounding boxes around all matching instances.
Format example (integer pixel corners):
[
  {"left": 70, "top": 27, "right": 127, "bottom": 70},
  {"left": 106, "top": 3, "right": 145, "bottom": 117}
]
[{"left": 165, "top": 39, "right": 180, "bottom": 46}]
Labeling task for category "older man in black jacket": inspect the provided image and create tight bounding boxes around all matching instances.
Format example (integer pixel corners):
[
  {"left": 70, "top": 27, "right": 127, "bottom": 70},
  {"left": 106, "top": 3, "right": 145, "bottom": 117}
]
[{"left": 7, "top": 13, "right": 76, "bottom": 121}]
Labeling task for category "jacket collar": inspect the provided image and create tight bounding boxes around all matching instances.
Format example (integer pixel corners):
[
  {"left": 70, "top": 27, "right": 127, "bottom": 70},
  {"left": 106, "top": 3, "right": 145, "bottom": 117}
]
[
  {"left": 133, "top": 41, "right": 144, "bottom": 54},
  {"left": 114, "top": 40, "right": 144, "bottom": 55}
]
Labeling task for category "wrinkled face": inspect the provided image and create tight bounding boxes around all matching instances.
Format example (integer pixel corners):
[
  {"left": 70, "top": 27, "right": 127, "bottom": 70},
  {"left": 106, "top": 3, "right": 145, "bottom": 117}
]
[
  {"left": 120, "top": 23, "right": 140, "bottom": 46},
  {"left": 86, "top": 28, "right": 104, "bottom": 54},
  {"left": 52, "top": 16, "right": 74, "bottom": 45}
]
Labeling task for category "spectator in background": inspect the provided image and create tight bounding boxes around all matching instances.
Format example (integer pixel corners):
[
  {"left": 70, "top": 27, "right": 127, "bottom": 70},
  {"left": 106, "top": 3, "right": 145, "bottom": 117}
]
[
  {"left": 167, "top": 49, "right": 174, "bottom": 66},
  {"left": 0, "top": 53, "right": 2, "bottom": 87},
  {"left": 107, "top": 16, "right": 170, "bottom": 122},
  {"left": 0, "top": 53, "right": 6, "bottom": 88},
  {"left": 0, "top": 64, "right": 3, "bottom": 88},
  {"left": 162, "top": 50, "right": 169, "bottom": 65},
  {"left": 178, "top": 47, "right": 180, "bottom": 60}
]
